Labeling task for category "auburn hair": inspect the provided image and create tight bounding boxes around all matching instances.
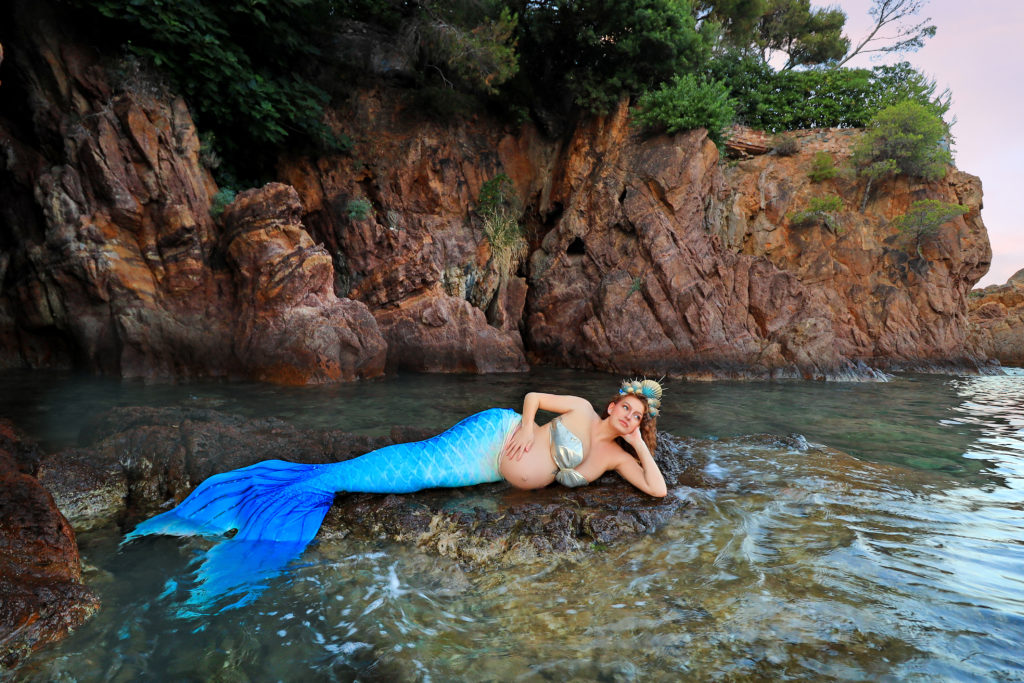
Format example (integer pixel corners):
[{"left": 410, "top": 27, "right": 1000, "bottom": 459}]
[{"left": 603, "top": 394, "right": 658, "bottom": 457}]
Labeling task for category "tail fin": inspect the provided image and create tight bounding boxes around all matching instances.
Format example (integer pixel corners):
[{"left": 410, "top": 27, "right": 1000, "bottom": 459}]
[
  {"left": 123, "top": 460, "right": 334, "bottom": 614},
  {"left": 124, "top": 460, "right": 333, "bottom": 543}
]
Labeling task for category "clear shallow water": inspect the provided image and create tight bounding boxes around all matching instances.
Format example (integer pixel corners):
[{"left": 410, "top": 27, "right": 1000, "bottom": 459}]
[{"left": 4, "top": 369, "right": 1024, "bottom": 681}]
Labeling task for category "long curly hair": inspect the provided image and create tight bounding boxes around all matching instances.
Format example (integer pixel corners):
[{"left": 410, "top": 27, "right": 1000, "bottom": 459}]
[{"left": 603, "top": 394, "right": 658, "bottom": 457}]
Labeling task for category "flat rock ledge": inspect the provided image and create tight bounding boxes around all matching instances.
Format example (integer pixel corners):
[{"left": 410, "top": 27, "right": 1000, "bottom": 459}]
[{"left": 39, "top": 407, "right": 708, "bottom": 567}]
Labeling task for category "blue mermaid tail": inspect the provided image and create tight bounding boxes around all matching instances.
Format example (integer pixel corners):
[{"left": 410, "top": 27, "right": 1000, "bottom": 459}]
[{"left": 123, "top": 408, "right": 520, "bottom": 612}]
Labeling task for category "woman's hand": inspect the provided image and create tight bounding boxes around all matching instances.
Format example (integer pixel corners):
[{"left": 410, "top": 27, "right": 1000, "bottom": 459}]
[
  {"left": 622, "top": 425, "right": 645, "bottom": 450},
  {"left": 502, "top": 421, "right": 535, "bottom": 461}
]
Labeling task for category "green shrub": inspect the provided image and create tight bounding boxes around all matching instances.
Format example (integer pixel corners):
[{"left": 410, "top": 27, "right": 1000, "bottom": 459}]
[
  {"left": 209, "top": 188, "right": 236, "bottom": 219},
  {"left": 853, "top": 101, "right": 952, "bottom": 179},
  {"left": 708, "top": 53, "right": 951, "bottom": 132},
  {"left": 890, "top": 199, "right": 969, "bottom": 257},
  {"left": 477, "top": 174, "right": 526, "bottom": 278},
  {"left": 789, "top": 195, "right": 844, "bottom": 232},
  {"left": 852, "top": 101, "right": 952, "bottom": 210},
  {"left": 633, "top": 74, "right": 736, "bottom": 147},
  {"left": 807, "top": 152, "right": 838, "bottom": 182},
  {"left": 346, "top": 198, "right": 373, "bottom": 222}
]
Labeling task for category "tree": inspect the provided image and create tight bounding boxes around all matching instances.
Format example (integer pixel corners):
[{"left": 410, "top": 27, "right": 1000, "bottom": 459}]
[
  {"left": 692, "top": 0, "right": 768, "bottom": 47},
  {"left": 851, "top": 101, "right": 952, "bottom": 210},
  {"left": 890, "top": 199, "right": 968, "bottom": 257},
  {"left": 505, "top": 0, "right": 709, "bottom": 118},
  {"left": 834, "top": 0, "right": 936, "bottom": 68},
  {"left": 414, "top": 2, "right": 519, "bottom": 96},
  {"left": 757, "top": 0, "right": 849, "bottom": 70},
  {"left": 633, "top": 73, "right": 736, "bottom": 147}
]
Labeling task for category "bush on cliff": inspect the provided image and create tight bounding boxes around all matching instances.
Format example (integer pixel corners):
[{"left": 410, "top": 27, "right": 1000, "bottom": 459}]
[
  {"left": 891, "top": 199, "right": 969, "bottom": 258},
  {"left": 709, "top": 53, "right": 950, "bottom": 132},
  {"left": 807, "top": 152, "right": 838, "bottom": 182},
  {"left": 633, "top": 74, "right": 736, "bottom": 147},
  {"left": 852, "top": 101, "right": 952, "bottom": 210},
  {"left": 789, "top": 195, "right": 844, "bottom": 233},
  {"left": 476, "top": 174, "right": 526, "bottom": 279}
]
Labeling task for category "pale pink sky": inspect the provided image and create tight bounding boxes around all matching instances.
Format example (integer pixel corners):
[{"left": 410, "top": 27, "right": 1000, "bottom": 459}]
[{"left": 814, "top": 0, "right": 1023, "bottom": 286}]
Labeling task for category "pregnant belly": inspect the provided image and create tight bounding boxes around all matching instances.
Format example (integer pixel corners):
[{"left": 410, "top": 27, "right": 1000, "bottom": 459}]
[{"left": 499, "top": 445, "right": 557, "bottom": 490}]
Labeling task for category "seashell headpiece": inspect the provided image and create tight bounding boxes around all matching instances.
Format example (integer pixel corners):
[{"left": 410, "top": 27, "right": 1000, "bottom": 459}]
[{"left": 618, "top": 378, "right": 664, "bottom": 418}]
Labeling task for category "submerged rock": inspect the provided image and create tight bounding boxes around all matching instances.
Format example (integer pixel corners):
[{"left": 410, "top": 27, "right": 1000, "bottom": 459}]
[{"left": 0, "top": 420, "right": 99, "bottom": 672}]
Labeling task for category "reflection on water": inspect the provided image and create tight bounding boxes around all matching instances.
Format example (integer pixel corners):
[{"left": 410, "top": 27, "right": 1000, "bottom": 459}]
[{"left": 4, "top": 369, "right": 1024, "bottom": 680}]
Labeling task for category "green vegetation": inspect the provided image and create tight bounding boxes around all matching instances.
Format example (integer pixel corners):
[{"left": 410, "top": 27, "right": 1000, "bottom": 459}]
[
  {"left": 477, "top": 174, "right": 526, "bottom": 278},
  {"left": 709, "top": 54, "right": 950, "bottom": 132},
  {"left": 508, "top": 0, "right": 709, "bottom": 123},
  {"left": 66, "top": 0, "right": 952, "bottom": 181},
  {"left": 807, "top": 152, "right": 838, "bottom": 182},
  {"left": 72, "top": 0, "right": 347, "bottom": 182},
  {"left": 633, "top": 74, "right": 735, "bottom": 147},
  {"left": 789, "top": 195, "right": 844, "bottom": 232},
  {"left": 891, "top": 199, "right": 968, "bottom": 257},
  {"left": 209, "top": 188, "right": 236, "bottom": 220},
  {"left": 852, "top": 101, "right": 952, "bottom": 209},
  {"left": 346, "top": 198, "right": 373, "bottom": 222}
]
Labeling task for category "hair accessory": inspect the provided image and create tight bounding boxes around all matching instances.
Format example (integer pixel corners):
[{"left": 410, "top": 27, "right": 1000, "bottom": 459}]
[{"left": 618, "top": 378, "right": 664, "bottom": 417}]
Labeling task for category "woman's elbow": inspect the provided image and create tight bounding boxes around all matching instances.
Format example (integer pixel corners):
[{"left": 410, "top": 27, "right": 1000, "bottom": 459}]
[{"left": 645, "top": 483, "right": 668, "bottom": 498}]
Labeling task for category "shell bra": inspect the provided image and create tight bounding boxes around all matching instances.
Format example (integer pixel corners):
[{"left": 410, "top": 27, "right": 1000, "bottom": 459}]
[{"left": 550, "top": 417, "right": 589, "bottom": 487}]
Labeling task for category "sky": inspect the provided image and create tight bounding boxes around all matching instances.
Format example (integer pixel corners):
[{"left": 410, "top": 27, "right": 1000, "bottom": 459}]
[{"left": 813, "top": 0, "right": 1023, "bottom": 286}]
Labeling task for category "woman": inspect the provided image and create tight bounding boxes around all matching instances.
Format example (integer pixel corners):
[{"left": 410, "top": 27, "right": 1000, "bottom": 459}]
[
  {"left": 500, "top": 385, "right": 667, "bottom": 497},
  {"left": 125, "top": 378, "right": 667, "bottom": 610}
]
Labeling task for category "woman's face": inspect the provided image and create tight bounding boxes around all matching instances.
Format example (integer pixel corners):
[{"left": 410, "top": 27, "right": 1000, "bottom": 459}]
[{"left": 608, "top": 396, "right": 646, "bottom": 434}]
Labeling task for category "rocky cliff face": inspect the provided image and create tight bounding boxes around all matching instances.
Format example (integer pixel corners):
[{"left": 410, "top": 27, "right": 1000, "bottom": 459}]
[
  {"left": 0, "top": 3, "right": 994, "bottom": 381},
  {"left": 713, "top": 128, "right": 991, "bottom": 373},
  {"left": 0, "top": 2, "right": 384, "bottom": 383},
  {"left": 968, "top": 277, "right": 1024, "bottom": 367}
]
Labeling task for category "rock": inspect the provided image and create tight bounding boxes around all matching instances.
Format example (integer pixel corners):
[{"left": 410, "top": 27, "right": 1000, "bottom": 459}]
[
  {"left": 279, "top": 88, "right": 539, "bottom": 375},
  {"left": 222, "top": 183, "right": 387, "bottom": 383},
  {"left": 0, "top": 4, "right": 996, "bottom": 380},
  {"left": 712, "top": 129, "right": 991, "bottom": 373},
  {"left": 527, "top": 105, "right": 853, "bottom": 379},
  {"left": 967, "top": 281, "right": 1024, "bottom": 366},
  {"left": 373, "top": 290, "right": 528, "bottom": 373},
  {"left": 0, "top": 420, "right": 99, "bottom": 672},
  {"left": 41, "top": 408, "right": 707, "bottom": 567},
  {"left": 0, "top": 1, "right": 386, "bottom": 384}
]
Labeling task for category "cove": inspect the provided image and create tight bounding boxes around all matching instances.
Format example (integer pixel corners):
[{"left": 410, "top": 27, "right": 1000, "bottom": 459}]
[{"left": 4, "top": 368, "right": 1024, "bottom": 681}]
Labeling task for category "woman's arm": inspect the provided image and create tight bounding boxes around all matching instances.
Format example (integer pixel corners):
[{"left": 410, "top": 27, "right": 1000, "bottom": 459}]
[
  {"left": 612, "top": 429, "right": 668, "bottom": 497},
  {"left": 502, "top": 392, "right": 593, "bottom": 461}
]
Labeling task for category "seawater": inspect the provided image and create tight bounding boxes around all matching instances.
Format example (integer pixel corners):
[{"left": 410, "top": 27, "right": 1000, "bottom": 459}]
[{"left": 3, "top": 369, "right": 1023, "bottom": 681}]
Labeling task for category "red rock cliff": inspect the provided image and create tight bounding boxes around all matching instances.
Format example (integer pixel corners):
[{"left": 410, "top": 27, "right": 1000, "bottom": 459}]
[
  {"left": 0, "top": 4, "right": 994, "bottom": 382},
  {"left": 0, "top": 1, "right": 384, "bottom": 383}
]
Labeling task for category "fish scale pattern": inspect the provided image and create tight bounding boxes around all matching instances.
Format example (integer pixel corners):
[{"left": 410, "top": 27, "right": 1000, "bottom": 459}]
[
  {"left": 126, "top": 408, "right": 520, "bottom": 545},
  {"left": 316, "top": 408, "right": 519, "bottom": 494}
]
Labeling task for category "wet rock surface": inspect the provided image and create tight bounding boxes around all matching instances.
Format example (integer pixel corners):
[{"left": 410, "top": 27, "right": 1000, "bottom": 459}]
[
  {"left": 0, "top": 420, "right": 99, "bottom": 671},
  {"left": 39, "top": 407, "right": 706, "bottom": 567}
]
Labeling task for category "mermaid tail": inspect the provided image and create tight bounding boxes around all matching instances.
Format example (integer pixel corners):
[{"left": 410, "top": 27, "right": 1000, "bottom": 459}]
[{"left": 123, "top": 408, "right": 520, "bottom": 612}]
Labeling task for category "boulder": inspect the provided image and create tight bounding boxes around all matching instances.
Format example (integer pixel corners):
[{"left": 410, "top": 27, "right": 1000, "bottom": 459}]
[
  {"left": 222, "top": 183, "right": 387, "bottom": 383},
  {"left": 967, "top": 280, "right": 1024, "bottom": 366},
  {"left": 0, "top": 420, "right": 99, "bottom": 671}
]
